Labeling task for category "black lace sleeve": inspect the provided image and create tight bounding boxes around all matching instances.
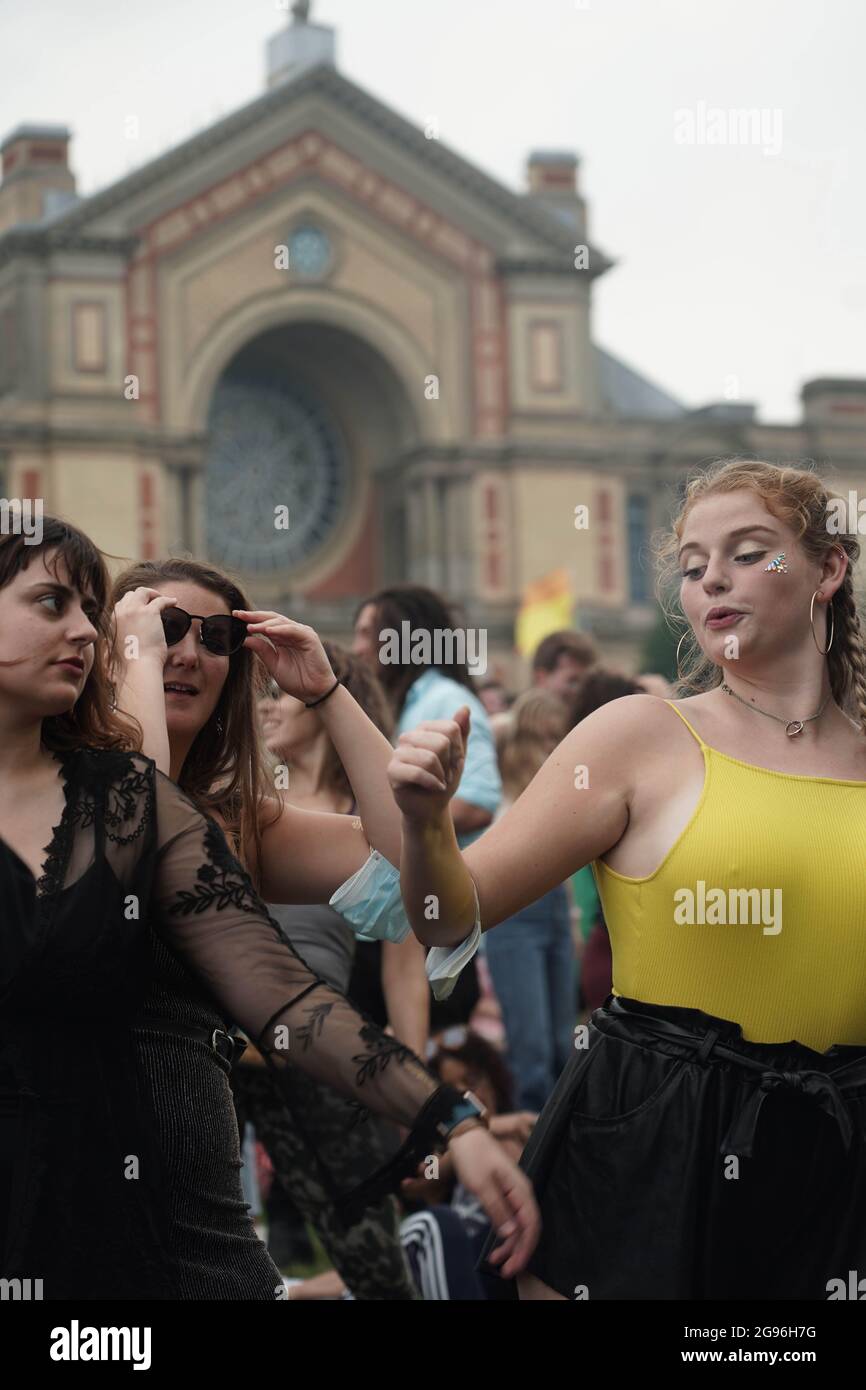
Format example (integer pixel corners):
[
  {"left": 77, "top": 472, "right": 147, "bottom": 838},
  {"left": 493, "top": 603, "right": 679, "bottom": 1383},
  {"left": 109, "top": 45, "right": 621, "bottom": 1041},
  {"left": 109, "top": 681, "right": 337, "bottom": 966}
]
[{"left": 149, "top": 770, "right": 444, "bottom": 1134}]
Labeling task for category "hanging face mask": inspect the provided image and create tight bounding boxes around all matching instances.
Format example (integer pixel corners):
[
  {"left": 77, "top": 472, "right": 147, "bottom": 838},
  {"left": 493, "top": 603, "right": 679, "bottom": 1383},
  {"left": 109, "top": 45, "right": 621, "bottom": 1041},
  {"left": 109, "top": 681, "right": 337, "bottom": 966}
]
[
  {"left": 424, "top": 881, "right": 482, "bottom": 1001},
  {"left": 329, "top": 850, "right": 482, "bottom": 998},
  {"left": 329, "top": 850, "right": 411, "bottom": 944}
]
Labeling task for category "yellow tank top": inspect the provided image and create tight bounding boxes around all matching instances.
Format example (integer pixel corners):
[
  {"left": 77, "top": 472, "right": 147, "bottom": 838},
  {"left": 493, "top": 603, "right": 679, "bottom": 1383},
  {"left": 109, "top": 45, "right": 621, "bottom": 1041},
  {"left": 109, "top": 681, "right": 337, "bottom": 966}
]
[{"left": 592, "top": 700, "right": 866, "bottom": 1052}]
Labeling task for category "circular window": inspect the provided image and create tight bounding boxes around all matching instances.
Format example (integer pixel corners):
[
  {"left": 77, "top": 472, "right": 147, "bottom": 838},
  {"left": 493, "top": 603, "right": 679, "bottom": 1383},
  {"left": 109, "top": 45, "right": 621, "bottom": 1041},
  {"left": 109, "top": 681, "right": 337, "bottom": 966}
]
[
  {"left": 288, "top": 224, "right": 333, "bottom": 279},
  {"left": 205, "top": 377, "right": 349, "bottom": 574}
]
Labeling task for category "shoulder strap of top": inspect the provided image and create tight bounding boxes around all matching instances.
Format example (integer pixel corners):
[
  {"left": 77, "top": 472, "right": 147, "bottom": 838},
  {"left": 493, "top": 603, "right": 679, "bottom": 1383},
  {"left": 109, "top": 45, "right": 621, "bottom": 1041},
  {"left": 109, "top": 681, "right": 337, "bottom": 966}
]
[{"left": 663, "top": 700, "right": 708, "bottom": 750}]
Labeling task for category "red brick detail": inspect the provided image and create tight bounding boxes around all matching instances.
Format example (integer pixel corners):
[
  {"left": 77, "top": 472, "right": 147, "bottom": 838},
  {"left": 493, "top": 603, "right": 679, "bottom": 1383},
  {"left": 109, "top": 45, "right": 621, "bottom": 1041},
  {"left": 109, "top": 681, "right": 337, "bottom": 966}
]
[
  {"left": 29, "top": 144, "right": 65, "bottom": 163},
  {"left": 22, "top": 469, "right": 41, "bottom": 500},
  {"left": 303, "top": 497, "right": 379, "bottom": 599},
  {"left": 536, "top": 171, "right": 575, "bottom": 189},
  {"left": 595, "top": 489, "right": 616, "bottom": 594},
  {"left": 139, "top": 470, "right": 158, "bottom": 560},
  {"left": 478, "top": 475, "right": 507, "bottom": 598}
]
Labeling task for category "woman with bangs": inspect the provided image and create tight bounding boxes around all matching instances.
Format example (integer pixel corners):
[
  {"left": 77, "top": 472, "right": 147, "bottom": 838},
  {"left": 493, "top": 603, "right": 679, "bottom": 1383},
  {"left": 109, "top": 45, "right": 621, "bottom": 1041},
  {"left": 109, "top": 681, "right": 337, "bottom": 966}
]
[
  {"left": 0, "top": 517, "right": 538, "bottom": 1299},
  {"left": 386, "top": 459, "right": 866, "bottom": 1301}
]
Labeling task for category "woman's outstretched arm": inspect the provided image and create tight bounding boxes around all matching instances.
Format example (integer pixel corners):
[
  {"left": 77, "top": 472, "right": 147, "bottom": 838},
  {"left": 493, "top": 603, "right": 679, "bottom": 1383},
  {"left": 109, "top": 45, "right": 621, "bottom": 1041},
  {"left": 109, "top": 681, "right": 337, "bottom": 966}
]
[{"left": 394, "top": 697, "right": 639, "bottom": 948}]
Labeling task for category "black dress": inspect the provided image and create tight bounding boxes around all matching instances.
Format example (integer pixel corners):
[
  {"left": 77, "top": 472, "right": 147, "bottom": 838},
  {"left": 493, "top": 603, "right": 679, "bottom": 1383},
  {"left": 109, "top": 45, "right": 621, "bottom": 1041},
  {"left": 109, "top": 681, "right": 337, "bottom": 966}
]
[{"left": 0, "top": 747, "right": 447, "bottom": 1300}]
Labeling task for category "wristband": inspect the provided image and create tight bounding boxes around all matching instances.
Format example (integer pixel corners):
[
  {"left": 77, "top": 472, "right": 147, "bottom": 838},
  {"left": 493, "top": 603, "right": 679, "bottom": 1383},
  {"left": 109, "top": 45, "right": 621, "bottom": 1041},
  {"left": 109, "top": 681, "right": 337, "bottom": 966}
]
[
  {"left": 305, "top": 676, "right": 341, "bottom": 709},
  {"left": 334, "top": 1083, "right": 471, "bottom": 1226},
  {"left": 436, "top": 1090, "right": 490, "bottom": 1142}
]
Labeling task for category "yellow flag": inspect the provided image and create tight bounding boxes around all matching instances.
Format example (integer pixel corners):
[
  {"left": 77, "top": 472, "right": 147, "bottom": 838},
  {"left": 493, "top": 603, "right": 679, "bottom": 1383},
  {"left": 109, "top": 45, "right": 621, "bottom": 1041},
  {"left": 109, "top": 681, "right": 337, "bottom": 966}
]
[{"left": 515, "top": 568, "right": 574, "bottom": 658}]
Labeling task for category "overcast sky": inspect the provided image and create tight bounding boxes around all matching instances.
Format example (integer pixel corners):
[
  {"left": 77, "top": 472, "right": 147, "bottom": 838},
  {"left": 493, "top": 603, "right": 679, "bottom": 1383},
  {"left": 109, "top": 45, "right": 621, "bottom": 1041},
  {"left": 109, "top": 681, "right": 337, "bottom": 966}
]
[{"left": 2, "top": 0, "right": 863, "bottom": 424}]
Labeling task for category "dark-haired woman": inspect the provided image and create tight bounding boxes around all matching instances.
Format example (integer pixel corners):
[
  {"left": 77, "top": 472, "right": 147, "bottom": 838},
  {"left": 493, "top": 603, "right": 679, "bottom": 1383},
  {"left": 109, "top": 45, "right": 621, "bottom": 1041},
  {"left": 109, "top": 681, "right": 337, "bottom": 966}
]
[
  {"left": 110, "top": 563, "right": 446, "bottom": 1293},
  {"left": 0, "top": 519, "right": 538, "bottom": 1298},
  {"left": 351, "top": 585, "right": 502, "bottom": 1029}
]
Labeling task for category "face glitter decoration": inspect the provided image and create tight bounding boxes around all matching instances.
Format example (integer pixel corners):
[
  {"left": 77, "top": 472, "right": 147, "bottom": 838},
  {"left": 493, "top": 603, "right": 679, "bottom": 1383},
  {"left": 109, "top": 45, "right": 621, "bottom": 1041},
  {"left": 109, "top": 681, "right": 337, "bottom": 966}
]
[{"left": 764, "top": 552, "right": 788, "bottom": 573}]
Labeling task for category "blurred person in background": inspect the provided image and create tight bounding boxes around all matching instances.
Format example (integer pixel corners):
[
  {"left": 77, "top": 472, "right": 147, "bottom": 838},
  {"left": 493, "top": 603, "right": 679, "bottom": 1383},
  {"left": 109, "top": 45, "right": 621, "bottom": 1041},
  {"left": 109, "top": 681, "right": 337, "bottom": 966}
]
[
  {"left": 568, "top": 670, "right": 647, "bottom": 1014},
  {"left": 230, "top": 642, "right": 426, "bottom": 1297},
  {"left": 352, "top": 584, "right": 502, "bottom": 1032},
  {"left": 286, "top": 1030, "right": 536, "bottom": 1301},
  {"left": 531, "top": 630, "right": 597, "bottom": 707},
  {"left": 483, "top": 690, "right": 577, "bottom": 1111},
  {"left": 478, "top": 677, "right": 513, "bottom": 715},
  {"left": 635, "top": 673, "right": 675, "bottom": 698}
]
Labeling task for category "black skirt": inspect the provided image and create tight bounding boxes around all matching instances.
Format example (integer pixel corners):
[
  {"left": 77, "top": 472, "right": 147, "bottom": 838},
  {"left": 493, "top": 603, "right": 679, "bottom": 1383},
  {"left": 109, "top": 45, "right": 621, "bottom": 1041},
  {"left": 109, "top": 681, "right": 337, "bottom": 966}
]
[{"left": 480, "top": 995, "right": 866, "bottom": 1300}]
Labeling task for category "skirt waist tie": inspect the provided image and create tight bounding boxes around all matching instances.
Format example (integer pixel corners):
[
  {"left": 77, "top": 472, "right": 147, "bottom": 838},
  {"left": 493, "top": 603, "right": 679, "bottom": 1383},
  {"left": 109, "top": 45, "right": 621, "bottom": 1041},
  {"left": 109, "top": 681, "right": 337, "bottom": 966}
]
[
  {"left": 601, "top": 998, "right": 866, "bottom": 1160},
  {"left": 721, "top": 1069, "right": 854, "bottom": 1158}
]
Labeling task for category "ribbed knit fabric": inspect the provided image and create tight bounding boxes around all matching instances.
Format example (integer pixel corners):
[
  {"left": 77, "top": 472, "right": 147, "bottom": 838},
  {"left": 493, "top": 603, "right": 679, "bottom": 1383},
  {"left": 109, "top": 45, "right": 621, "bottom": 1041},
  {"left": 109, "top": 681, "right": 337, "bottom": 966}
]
[{"left": 592, "top": 700, "right": 866, "bottom": 1052}]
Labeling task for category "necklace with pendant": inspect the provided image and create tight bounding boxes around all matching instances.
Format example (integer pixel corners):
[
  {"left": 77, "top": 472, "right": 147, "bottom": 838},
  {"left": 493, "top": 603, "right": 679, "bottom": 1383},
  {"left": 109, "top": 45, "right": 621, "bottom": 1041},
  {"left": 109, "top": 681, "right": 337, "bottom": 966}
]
[{"left": 721, "top": 682, "right": 831, "bottom": 737}]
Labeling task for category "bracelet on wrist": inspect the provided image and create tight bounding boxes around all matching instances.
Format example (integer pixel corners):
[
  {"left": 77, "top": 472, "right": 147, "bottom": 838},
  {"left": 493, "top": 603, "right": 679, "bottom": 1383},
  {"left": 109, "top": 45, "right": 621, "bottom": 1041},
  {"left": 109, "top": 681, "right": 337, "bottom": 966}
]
[
  {"left": 305, "top": 676, "right": 341, "bottom": 709},
  {"left": 332, "top": 1085, "right": 489, "bottom": 1227}
]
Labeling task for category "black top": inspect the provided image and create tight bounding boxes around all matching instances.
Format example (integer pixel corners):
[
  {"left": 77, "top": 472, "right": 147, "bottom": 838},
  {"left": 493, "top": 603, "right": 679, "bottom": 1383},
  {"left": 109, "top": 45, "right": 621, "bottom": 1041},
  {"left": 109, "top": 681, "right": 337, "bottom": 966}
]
[{"left": 0, "top": 747, "right": 449, "bottom": 1299}]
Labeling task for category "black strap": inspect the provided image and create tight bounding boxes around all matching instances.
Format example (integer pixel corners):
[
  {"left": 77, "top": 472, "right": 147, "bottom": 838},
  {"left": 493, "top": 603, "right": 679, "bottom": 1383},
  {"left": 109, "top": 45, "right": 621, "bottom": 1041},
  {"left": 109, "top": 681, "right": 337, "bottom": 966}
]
[{"left": 131, "top": 1017, "right": 247, "bottom": 1065}]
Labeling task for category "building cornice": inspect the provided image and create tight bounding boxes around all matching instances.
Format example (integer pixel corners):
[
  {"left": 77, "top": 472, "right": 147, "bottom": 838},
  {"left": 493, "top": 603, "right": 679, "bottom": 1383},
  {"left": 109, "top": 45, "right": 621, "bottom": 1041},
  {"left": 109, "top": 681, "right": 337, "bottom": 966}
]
[
  {"left": 497, "top": 254, "right": 613, "bottom": 282},
  {"left": 0, "top": 420, "right": 205, "bottom": 453},
  {"left": 0, "top": 230, "right": 140, "bottom": 268}
]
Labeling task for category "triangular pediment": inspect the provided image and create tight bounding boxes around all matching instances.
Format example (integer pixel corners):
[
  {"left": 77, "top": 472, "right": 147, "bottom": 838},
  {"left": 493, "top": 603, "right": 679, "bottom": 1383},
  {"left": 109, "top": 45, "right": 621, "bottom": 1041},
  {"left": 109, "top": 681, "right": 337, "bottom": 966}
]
[{"left": 3, "top": 65, "right": 609, "bottom": 274}]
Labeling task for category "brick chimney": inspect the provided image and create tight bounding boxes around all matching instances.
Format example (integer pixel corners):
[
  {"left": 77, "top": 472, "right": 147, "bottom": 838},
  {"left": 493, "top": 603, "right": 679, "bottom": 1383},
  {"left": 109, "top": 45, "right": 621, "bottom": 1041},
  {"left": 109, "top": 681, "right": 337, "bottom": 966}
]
[
  {"left": 528, "top": 150, "right": 579, "bottom": 195},
  {"left": 0, "top": 124, "right": 77, "bottom": 234},
  {"left": 801, "top": 379, "right": 866, "bottom": 427},
  {"left": 526, "top": 150, "right": 586, "bottom": 237}
]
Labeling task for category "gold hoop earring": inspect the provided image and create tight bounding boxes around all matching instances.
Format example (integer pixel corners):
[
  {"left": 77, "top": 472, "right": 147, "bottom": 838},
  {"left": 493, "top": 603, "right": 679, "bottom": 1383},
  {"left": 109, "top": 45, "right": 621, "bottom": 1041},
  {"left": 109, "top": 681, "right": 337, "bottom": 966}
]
[{"left": 809, "top": 590, "right": 835, "bottom": 655}]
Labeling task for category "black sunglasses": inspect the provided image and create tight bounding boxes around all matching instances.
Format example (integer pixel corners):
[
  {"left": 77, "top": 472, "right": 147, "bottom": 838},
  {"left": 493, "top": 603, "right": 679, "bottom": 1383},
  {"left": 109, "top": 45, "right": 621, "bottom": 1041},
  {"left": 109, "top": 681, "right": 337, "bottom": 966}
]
[{"left": 161, "top": 607, "right": 248, "bottom": 657}]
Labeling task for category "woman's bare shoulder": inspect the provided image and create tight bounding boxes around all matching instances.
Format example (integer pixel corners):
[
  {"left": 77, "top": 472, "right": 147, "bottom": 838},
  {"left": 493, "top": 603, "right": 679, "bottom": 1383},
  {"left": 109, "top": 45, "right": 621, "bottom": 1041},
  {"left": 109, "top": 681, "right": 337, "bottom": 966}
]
[
  {"left": 556, "top": 693, "right": 684, "bottom": 793},
  {"left": 567, "top": 692, "right": 682, "bottom": 745}
]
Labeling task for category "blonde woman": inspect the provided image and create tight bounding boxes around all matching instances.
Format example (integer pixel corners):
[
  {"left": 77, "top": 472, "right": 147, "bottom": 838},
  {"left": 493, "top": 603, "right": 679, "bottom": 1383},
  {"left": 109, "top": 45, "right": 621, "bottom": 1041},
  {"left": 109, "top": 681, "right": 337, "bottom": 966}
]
[{"left": 386, "top": 459, "right": 866, "bottom": 1301}]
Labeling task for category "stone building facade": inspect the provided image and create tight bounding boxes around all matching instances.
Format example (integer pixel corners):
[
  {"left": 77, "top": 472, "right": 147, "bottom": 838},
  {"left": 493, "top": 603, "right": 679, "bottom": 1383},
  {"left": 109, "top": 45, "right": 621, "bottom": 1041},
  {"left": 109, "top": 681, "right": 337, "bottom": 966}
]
[{"left": 1, "top": 10, "right": 864, "bottom": 679}]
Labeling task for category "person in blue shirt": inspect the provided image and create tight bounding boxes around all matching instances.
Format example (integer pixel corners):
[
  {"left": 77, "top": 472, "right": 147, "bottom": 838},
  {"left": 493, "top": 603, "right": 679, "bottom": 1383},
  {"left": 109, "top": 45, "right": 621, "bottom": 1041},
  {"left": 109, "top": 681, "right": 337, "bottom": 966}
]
[
  {"left": 352, "top": 586, "right": 502, "bottom": 849},
  {"left": 352, "top": 586, "right": 502, "bottom": 1028}
]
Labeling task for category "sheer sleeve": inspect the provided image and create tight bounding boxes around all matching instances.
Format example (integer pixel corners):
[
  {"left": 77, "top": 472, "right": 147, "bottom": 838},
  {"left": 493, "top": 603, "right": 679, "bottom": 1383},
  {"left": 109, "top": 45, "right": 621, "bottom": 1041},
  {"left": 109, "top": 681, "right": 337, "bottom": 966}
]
[{"left": 149, "top": 770, "right": 443, "bottom": 1133}]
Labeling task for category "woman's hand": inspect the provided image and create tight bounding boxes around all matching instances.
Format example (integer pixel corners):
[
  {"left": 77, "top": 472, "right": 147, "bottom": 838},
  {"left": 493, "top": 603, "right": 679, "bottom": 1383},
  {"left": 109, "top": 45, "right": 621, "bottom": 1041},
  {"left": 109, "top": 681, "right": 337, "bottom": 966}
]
[
  {"left": 233, "top": 610, "right": 335, "bottom": 702},
  {"left": 387, "top": 710, "right": 470, "bottom": 824},
  {"left": 112, "top": 587, "right": 177, "bottom": 667},
  {"left": 446, "top": 1125, "right": 540, "bottom": 1277}
]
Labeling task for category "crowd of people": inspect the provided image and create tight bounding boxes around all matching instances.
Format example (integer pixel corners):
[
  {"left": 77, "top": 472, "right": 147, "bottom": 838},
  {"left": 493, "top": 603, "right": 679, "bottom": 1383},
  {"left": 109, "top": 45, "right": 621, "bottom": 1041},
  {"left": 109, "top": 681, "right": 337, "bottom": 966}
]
[
  {"left": 2, "top": 455, "right": 866, "bottom": 1302},
  {"left": 252, "top": 606, "right": 670, "bottom": 1298}
]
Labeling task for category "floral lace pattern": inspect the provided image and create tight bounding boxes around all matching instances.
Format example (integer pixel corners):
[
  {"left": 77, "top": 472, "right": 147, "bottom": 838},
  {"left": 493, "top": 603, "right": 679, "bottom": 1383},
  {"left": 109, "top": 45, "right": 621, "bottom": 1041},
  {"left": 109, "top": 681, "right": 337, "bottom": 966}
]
[
  {"left": 353, "top": 1023, "right": 414, "bottom": 1087},
  {"left": 168, "top": 820, "right": 261, "bottom": 918},
  {"left": 2, "top": 746, "right": 457, "bottom": 1295}
]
